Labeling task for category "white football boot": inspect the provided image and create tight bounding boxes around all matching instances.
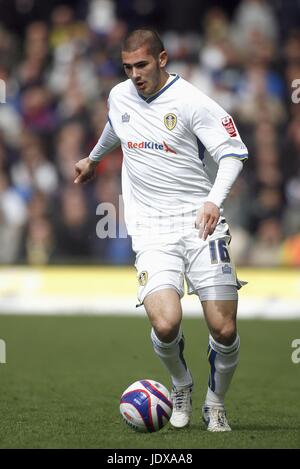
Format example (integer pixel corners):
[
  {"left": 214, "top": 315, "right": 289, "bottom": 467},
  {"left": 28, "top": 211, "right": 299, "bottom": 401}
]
[
  {"left": 170, "top": 384, "right": 193, "bottom": 428},
  {"left": 202, "top": 405, "right": 231, "bottom": 432}
]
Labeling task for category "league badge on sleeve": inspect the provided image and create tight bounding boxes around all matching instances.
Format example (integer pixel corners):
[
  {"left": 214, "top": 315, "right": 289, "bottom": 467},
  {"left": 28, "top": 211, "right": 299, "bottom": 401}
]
[
  {"left": 164, "top": 113, "right": 177, "bottom": 130},
  {"left": 222, "top": 116, "right": 237, "bottom": 137}
]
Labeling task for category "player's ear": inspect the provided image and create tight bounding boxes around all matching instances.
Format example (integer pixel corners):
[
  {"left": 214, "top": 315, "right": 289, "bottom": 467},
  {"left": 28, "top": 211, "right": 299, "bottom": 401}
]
[{"left": 159, "top": 50, "right": 168, "bottom": 68}]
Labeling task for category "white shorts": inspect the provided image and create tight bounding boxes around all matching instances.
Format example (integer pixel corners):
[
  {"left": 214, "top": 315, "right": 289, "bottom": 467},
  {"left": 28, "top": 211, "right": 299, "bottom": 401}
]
[{"left": 132, "top": 220, "right": 239, "bottom": 304}]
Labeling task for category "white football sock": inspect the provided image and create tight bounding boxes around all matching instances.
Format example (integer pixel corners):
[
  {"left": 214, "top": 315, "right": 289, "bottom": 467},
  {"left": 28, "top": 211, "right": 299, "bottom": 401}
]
[
  {"left": 151, "top": 328, "right": 193, "bottom": 389},
  {"left": 205, "top": 334, "right": 240, "bottom": 408}
]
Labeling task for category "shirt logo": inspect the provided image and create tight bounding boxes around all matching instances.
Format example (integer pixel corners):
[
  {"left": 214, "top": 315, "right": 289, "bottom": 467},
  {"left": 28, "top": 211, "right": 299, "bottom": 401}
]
[
  {"left": 127, "top": 140, "right": 176, "bottom": 154},
  {"left": 122, "top": 112, "right": 130, "bottom": 123},
  {"left": 164, "top": 113, "right": 177, "bottom": 130},
  {"left": 222, "top": 116, "right": 237, "bottom": 137}
]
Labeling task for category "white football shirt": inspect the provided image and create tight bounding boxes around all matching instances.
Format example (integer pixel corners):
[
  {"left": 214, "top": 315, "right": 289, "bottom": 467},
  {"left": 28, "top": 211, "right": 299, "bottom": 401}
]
[{"left": 89, "top": 74, "right": 248, "bottom": 235}]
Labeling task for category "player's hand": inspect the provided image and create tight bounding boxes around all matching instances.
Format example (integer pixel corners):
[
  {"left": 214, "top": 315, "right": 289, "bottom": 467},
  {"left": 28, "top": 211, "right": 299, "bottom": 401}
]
[
  {"left": 195, "top": 202, "right": 220, "bottom": 241},
  {"left": 74, "top": 157, "right": 98, "bottom": 184}
]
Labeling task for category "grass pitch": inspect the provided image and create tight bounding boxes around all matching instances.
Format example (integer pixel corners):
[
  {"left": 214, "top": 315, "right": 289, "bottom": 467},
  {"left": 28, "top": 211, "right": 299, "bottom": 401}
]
[{"left": 0, "top": 315, "right": 299, "bottom": 448}]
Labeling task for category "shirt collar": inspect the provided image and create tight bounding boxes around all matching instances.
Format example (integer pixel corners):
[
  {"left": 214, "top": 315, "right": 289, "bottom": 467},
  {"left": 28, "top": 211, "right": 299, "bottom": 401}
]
[{"left": 137, "top": 74, "right": 180, "bottom": 104}]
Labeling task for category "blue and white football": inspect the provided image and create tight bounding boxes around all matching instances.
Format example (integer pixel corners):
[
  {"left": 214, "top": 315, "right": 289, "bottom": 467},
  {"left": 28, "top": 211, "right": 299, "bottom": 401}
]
[{"left": 120, "top": 379, "right": 173, "bottom": 432}]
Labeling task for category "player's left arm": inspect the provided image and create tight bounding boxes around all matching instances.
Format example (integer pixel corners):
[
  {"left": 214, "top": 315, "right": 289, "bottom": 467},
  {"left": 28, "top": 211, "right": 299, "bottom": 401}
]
[
  {"left": 195, "top": 157, "right": 244, "bottom": 240},
  {"left": 190, "top": 94, "right": 248, "bottom": 240}
]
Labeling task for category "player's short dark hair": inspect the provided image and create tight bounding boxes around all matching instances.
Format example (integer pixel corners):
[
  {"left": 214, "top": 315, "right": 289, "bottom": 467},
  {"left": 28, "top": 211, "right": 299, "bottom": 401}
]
[{"left": 122, "top": 28, "right": 165, "bottom": 58}]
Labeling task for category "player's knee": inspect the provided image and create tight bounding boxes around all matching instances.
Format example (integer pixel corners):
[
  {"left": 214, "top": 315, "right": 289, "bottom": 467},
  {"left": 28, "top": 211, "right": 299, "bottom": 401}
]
[
  {"left": 152, "top": 318, "right": 180, "bottom": 343},
  {"left": 213, "top": 321, "right": 237, "bottom": 346}
]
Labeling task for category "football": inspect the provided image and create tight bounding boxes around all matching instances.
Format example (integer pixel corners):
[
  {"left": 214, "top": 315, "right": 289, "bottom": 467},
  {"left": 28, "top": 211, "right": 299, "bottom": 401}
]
[{"left": 120, "top": 379, "right": 173, "bottom": 432}]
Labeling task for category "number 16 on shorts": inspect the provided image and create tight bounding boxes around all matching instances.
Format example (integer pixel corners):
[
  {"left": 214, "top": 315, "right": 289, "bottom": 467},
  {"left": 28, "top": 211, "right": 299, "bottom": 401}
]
[{"left": 209, "top": 239, "right": 230, "bottom": 264}]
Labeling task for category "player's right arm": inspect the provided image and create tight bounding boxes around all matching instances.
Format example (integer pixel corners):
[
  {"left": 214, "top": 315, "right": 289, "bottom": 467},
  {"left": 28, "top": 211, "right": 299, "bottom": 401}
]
[{"left": 74, "top": 120, "right": 120, "bottom": 184}]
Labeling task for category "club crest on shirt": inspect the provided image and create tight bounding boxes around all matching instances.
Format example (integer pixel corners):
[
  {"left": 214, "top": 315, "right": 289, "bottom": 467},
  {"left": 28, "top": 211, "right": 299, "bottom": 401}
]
[
  {"left": 164, "top": 113, "right": 177, "bottom": 130},
  {"left": 138, "top": 271, "right": 148, "bottom": 286}
]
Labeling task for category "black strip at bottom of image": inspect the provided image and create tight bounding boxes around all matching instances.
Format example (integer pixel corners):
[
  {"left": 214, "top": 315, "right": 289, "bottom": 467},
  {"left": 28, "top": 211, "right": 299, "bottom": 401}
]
[{"left": 0, "top": 448, "right": 298, "bottom": 465}]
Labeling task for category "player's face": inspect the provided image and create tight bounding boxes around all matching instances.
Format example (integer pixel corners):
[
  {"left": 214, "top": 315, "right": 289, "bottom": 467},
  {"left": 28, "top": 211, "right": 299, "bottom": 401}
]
[{"left": 122, "top": 46, "right": 168, "bottom": 97}]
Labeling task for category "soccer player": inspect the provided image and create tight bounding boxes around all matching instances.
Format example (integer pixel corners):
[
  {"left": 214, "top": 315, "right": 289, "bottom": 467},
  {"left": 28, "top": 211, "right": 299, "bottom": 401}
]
[{"left": 74, "top": 29, "right": 248, "bottom": 432}]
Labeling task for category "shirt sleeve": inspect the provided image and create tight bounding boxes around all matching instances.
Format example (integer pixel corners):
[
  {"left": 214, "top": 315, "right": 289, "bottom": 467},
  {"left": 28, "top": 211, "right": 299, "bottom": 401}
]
[
  {"left": 206, "top": 157, "right": 243, "bottom": 208},
  {"left": 189, "top": 93, "right": 248, "bottom": 164},
  {"left": 88, "top": 120, "right": 120, "bottom": 162}
]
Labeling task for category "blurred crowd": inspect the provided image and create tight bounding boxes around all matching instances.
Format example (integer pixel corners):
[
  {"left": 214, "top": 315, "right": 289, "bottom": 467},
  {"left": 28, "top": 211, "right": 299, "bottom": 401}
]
[{"left": 0, "top": 0, "right": 300, "bottom": 266}]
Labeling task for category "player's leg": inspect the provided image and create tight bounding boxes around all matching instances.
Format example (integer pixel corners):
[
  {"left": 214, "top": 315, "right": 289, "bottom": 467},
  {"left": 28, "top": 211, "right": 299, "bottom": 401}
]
[
  {"left": 200, "top": 289, "right": 240, "bottom": 432},
  {"left": 144, "top": 287, "right": 193, "bottom": 428},
  {"left": 133, "top": 232, "right": 194, "bottom": 428},
  {"left": 184, "top": 223, "right": 240, "bottom": 431},
  {"left": 144, "top": 287, "right": 192, "bottom": 386}
]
